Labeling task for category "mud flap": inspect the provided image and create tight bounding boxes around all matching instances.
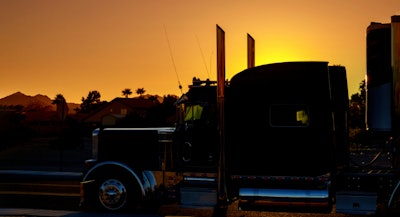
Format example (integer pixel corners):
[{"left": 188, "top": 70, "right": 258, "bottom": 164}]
[{"left": 336, "top": 191, "right": 377, "bottom": 215}]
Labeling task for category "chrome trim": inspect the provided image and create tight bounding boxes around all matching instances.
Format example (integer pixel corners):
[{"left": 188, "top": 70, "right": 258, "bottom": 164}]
[
  {"left": 182, "top": 142, "right": 192, "bottom": 162},
  {"left": 239, "top": 187, "right": 329, "bottom": 200},
  {"left": 99, "top": 178, "right": 127, "bottom": 210},
  {"left": 184, "top": 177, "right": 216, "bottom": 182},
  {"left": 102, "top": 127, "right": 175, "bottom": 133},
  {"left": 92, "top": 128, "right": 100, "bottom": 159},
  {"left": 388, "top": 178, "right": 400, "bottom": 208}
]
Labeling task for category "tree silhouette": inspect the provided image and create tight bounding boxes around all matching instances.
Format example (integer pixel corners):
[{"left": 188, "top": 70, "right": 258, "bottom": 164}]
[
  {"left": 148, "top": 95, "right": 158, "bottom": 102},
  {"left": 136, "top": 88, "right": 146, "bottom": 98},
  {"left": 76, "top": 90, "right": 104, "bottom": 113},
  {"left": 122, "top": 88, "right": 132, "bottom": 98},
  {"left": 52, "top": 94, "right": 69, "bottom": 121},
  {"left": 52, "top": 94, "right": 66, "bottom": 104},
  {"left": 349, "top": 80, "right": 366, "bottom": 129}
]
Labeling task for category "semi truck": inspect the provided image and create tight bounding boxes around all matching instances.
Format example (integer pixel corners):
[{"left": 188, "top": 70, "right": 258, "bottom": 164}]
[{"left": 79, "top": 17, "right": 400, "bottom": 216}]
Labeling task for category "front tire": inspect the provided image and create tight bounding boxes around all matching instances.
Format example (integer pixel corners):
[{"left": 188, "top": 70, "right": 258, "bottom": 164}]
[{"left": 93, "top": 172, "right": 142, "bottom": 213}]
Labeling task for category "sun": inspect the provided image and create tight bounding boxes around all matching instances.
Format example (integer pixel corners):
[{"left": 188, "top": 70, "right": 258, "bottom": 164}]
[{"left": 258, "top": 45, "right": 316, "bottom": 65}]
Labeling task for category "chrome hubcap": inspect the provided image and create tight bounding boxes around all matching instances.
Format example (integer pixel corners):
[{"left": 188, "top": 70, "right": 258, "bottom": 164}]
[{"left": 98, "top": 179, "right": 127, "bottom": 210}]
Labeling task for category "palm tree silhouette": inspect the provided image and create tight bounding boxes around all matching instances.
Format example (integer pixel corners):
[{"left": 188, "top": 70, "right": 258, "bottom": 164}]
[
  {"left": 52, "top": 94, "right": 68, "bottom": 121},
  {"left": 122, "top": 88, "right": 132, "bottom": 98},
  {"left": 136, "top": 88, "right": 146, "bottom": 98}
]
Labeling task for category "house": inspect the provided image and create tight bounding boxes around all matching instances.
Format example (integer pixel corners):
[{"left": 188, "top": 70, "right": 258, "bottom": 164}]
[{"left": 83, "top": 97, "right": 160, "bottom": 127}]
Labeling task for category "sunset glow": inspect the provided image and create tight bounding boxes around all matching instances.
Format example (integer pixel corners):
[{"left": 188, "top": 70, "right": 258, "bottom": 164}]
[{"left": 1, "top": 0, "right": 399, "bottom": 103}]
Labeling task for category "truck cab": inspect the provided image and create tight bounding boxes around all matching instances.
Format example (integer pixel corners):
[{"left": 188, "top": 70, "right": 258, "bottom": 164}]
[
  {"left": 224, "top": 61, "right": 349, "bottom": 212},
  {"left": 79, "top": 61, "right": 352, "bottom": 214}
]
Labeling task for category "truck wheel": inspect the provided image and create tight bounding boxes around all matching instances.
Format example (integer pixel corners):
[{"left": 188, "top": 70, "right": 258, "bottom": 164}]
[{"left": 94, "top": 175, "right": 141, "bottom": 213}]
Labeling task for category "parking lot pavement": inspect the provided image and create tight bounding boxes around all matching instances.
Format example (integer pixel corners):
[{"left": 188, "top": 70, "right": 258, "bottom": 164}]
[
  {"left": 0, "top": 208, "right": 165, "bottom": 217},
  {"left": 0, "top": 208, "right": 79, "bottom": 217}
]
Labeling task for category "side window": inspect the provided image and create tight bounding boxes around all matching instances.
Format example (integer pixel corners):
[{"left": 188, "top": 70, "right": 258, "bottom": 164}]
[
  {"left": 184, "top": 104, "right": 204, "bottom": 121},
  {"left": 270, "top": 104, "right": 309, "bottom": 127}
]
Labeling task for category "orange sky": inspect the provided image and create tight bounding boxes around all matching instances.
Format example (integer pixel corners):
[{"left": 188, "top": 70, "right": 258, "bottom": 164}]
[{"left": 1, "top": 0, "right": 399, "bottom": 103}]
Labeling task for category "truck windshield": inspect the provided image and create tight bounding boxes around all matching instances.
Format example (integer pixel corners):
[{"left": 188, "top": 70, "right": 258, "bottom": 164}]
[{"left": 269, "top": 104, "right": 309, "bottom": 127}]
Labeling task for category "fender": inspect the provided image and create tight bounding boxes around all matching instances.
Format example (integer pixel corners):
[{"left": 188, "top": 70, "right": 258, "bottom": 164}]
[
  {"left": 82, "top": 161, "right": 147, "bottom": 197},
  {"left": 143, "top": 170, "right": 157, "bottom": 192}
]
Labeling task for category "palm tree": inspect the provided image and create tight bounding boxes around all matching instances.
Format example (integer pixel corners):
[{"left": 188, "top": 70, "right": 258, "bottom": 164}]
[
  {"left": 52, "top": 94, "right": 66, "bottom": 105},
  {"left": 53, "top": 94, "right": 69, "bottom": 121},
  {"left": 136, "top": 88, "right": 146, "bottom": 98},
  {"left": 122, "top": 88, "right": 132, "bottom": 98}
]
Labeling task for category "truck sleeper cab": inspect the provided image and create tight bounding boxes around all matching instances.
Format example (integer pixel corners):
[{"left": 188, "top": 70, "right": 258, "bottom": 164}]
[{"left": 225, "top": 61, "right": 349, "bottom": 211}]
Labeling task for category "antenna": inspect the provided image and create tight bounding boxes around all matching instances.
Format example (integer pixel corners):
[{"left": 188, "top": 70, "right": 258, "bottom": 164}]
[
  {"left": 164, "top": 25, "right": 183, "bottom": 94},
  {"left": 195, "top": 34, "right": 210, "bottom": 78}
]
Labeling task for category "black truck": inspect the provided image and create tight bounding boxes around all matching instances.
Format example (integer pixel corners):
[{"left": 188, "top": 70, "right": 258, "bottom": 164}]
[{"left": 79, "top": 20, "right": 400, "bottom": 216}]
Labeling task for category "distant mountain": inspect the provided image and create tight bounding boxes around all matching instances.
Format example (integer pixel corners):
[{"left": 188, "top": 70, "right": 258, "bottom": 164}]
[{"left": 0, "top": 92, "right": 79, "bottom": 114}]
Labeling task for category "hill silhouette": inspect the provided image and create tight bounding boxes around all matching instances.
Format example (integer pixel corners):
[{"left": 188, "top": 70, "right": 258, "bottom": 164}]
[{"left": 0, "top": 92, "right": 79, "bottom": 114}]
